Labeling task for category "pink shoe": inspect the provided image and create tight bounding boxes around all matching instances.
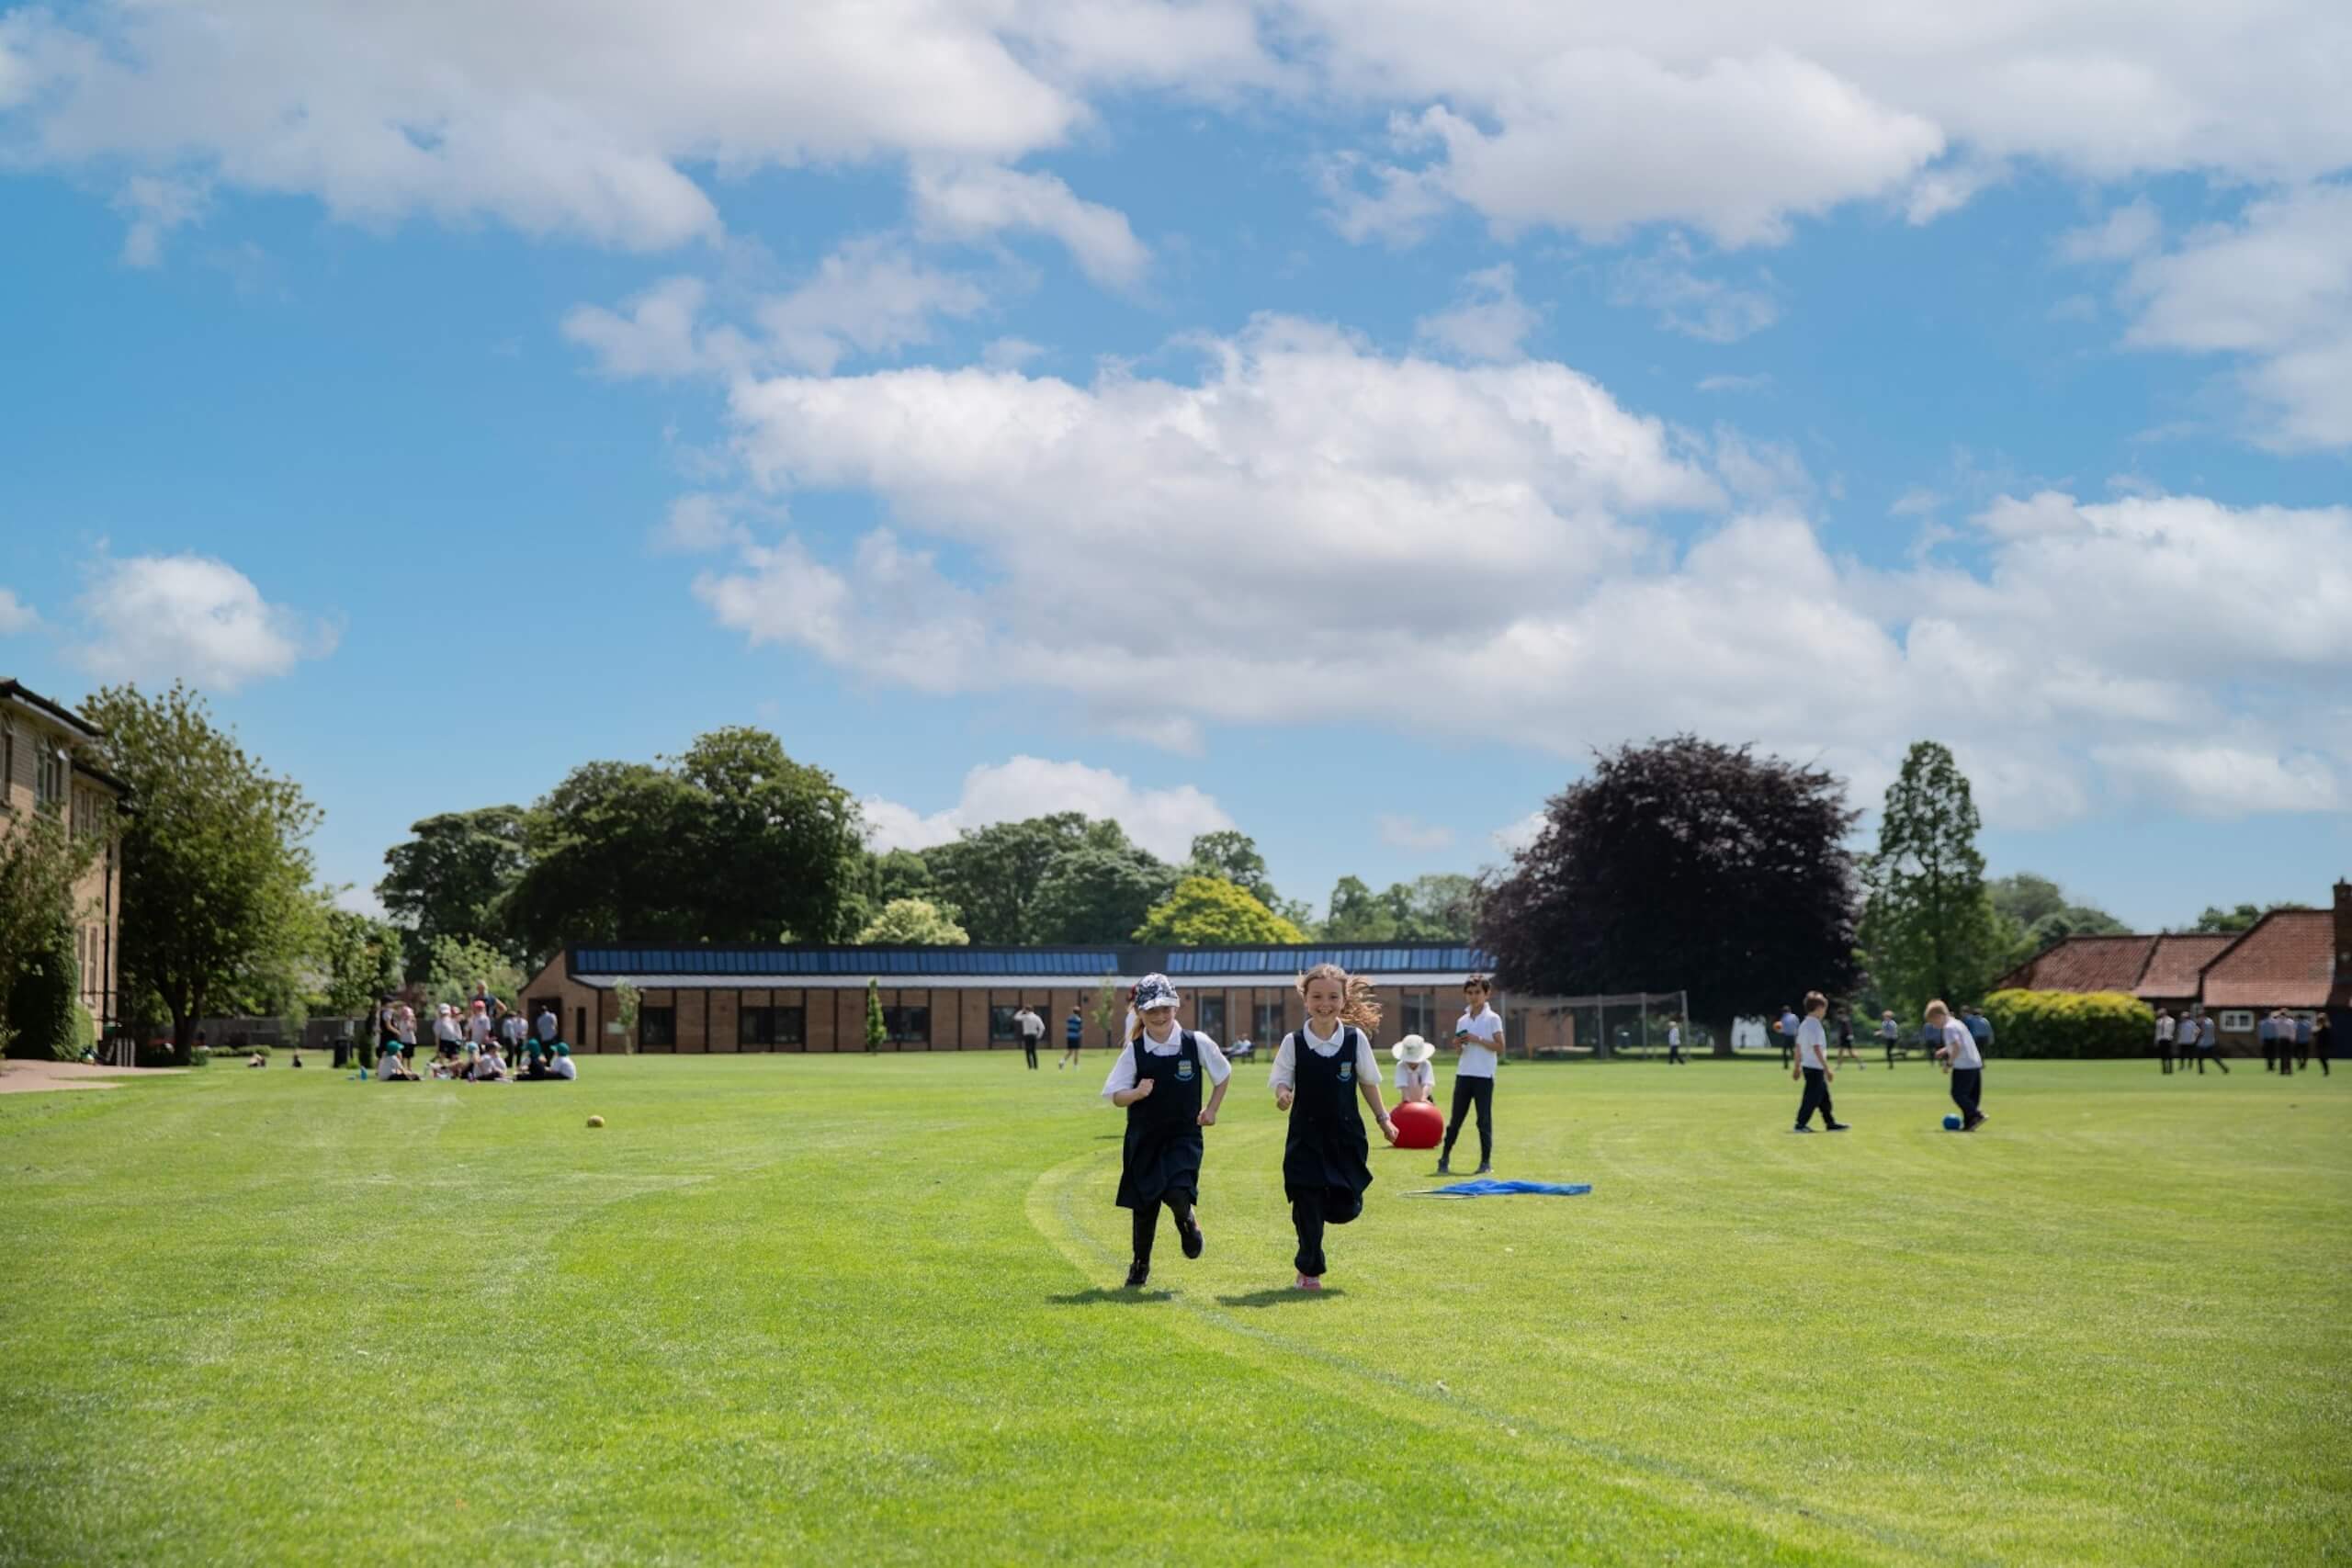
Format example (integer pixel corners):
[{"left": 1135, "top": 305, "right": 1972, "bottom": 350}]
[{"left": 1295, "top": 1273, "right": 1322, "bottom": 1291}]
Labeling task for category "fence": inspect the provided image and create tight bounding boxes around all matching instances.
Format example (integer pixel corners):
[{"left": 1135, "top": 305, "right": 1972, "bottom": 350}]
[{"left": 1502, "top": 991, "right": 1693, "bottom": 1059}]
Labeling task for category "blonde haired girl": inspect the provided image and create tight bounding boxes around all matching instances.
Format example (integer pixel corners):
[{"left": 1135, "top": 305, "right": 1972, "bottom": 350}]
[{"left": 1269, "top": 962, "right": 1397, "bottom": 1290}]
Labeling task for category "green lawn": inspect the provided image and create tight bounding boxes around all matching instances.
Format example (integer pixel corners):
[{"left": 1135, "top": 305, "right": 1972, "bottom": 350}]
[{"left": 1, "top": 1054, "right": 2345, "bottom": 1565}]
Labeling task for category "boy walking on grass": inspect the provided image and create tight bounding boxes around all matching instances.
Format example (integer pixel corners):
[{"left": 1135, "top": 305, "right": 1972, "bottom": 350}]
[
  {"left": 1790, "top": 992, "right": 1849, "bottom": 1133},
  {"left": 1928, "top": 999, "right": 1985, "bottom": 1131}
]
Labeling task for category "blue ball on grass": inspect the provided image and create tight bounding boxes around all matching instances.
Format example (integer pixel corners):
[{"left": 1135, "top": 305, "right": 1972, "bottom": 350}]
[{"left": 1942, "top": 1113, "right": 1963, "bottom": 1131}]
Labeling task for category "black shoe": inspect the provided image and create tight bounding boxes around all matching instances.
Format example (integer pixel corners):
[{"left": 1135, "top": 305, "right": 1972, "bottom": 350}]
[
  {"left": 1178, "top": 1215, "right": 1204, "bottom": 1260},
  {"left": 1124, "top": 1261, "right": 1149, "bottom": 1289},
  {"left": 1792, "top": 1124, "right": 1816, "bottom": 1134},
  {"left": 1435, "top": 1159, "right": 1452, "bottom": 1175},
  {"left": 1826, "top": 1122, "right": 1851, "bottom": 1132},
  {"left": 1474, "top": 1164, "right": 1493, "bottom": 1176}
]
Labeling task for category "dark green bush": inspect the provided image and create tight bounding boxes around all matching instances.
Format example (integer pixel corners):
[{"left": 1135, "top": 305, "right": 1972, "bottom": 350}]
[
  {"left": 1982, "top": 989, "right": 2154, "bottom": 1058},
  {"left": 4, "top": 920, "right": 82, "bottom": 1061}
]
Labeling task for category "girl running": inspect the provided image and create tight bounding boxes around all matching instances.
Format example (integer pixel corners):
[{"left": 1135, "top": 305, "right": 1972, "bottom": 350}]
[
  {"left": 1102, "top": 974, "right": 1231, "bottom": 1290},
  {"left": 1270, "top": 963, "right": 1397, "bottom": 1291}
]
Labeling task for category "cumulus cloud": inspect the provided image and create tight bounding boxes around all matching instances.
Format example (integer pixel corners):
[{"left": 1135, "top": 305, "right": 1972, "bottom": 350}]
[
  {"left": 565, "top": 242, "right": 988, "bottom": 381},
  {"left": 112, "top": 174, "right": 207, "bottom": 267},
  {"left": 0, "top": 587, "right": 38, "bottom": 635},
  {"left": 910, "top": 163, "right": 1149, "bottom": 288},
  {"left": 2060, "top": 198, "right": 2163, "bottom": 264},
  {"left": 1611, "top": 241, "right": 1782, "bottom": 342},
  {"left": 1414, "top": 265, "right": 1540, "bottom": 361},
  {"left": 862, "top": 756, "right": 1234, "bottom": 862},
  {"left": 2109, "top": 182, "right": 2352, "bottom": 451},
  {"left": 74, "top": 553, "right": 334, "bottom": 690},
  {"left": 1491, "top": 810, "right": 1546, "bottom": 856},
  {"left": 687, "top": 325, "right": 2351, "bottom": 826}
]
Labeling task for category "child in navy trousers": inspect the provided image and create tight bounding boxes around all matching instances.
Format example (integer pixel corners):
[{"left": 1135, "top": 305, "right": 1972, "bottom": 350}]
[
  {"left": 1271, "top": 963, "right": 1398, "bottom": 1291},
  {"left": 1103, "top": 974, "right": 1232, "bottom": 1289}
]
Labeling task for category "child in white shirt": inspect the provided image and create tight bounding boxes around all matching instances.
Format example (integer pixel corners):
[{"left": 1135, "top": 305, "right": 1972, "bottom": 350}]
[
  {"left": 1439, "top": 976, "right": 1504, "bottom": 1174},
  {"left": 1928, "top": 999, "right": 1985, "bottom": 1130},
  {"left": 1390, "top": 1035, "right": 1437, "bottom": 1104},
  {"left": 1271, "top": 963, "right": 1397, "bottom": 1290},
  {"left": 1791, "top": 990, "right": 1849, "bottom": 1133},
  {"left": 1102, "top": 973, "right": 1232, "bottom": 1289}
]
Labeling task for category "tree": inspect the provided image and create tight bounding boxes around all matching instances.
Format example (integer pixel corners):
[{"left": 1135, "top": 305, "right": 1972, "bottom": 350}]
[
  {"left": 1030, "top": 841, "right": 1178, "bottom": 944},
  {"left": 314, "top": 907, "right": 403, "bottom": 1027},
  {"left": 1859, "top": 741, "right": 2007, "bottom": 1021},
  {"left": 1185, "top": 830, "right": 1278, "bottom": 907},
  {"left": 1321, "top": 873, "right": 1487, "bottom": 942},
  {"left": 2189, "top": 903, "right": 2290, "bottom": 933},
  {"left": 925, "top": 814, "right": 1094, "bottom": 944},
  {"left": 864, "top": 977, "right": 886, "bottom": 1053},
  {"left": 1987, "top": 872, "right": 2129, "bottom": 959},
  {"left": 82, "top": 683, "right": 322, "bottom": 1052},
  {"left": 847, "top": 848, "right": 942, "bottom": 932},
  {"left": 423, "top": 933, "right": 525, "bottom": 1009},
  {"left": 376, "top": 806, "right": 529, "bottom": 977},
  {"left": 1323, "top": 875, "right": 1399, "bottom": 941},
  {"left": 1478, "top": 736, "right": 1861, "bottom": 1056},
  {"left": 1091, "top": 976, "right": 1125, "bottom": 1049},
  {"left": 856, "top": 898, "right": 969, "bottom": 945},
  {"left": 0, "top": 808, "right": 103, "bottom": 1056},
  {"left": 503, "top": 728, "right": 864, "bottom": 957},
  {"left": 1135, "top": 875, "right": 1308, "bottom": 946},
  {"left": 613, "top": 979, "right": 641, "bottom": 1053}
]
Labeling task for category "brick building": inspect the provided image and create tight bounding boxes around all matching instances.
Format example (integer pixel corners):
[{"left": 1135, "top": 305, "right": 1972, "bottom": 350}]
[
  {"left": 0, "top": 680, "right": 129, "bottom": 1039},
  {"left": 518, "top": 942, "right": 1510, "bottom": 1055},
  {"left": 1992, "top": 880, "right": 2352, "bottom": 1051}
]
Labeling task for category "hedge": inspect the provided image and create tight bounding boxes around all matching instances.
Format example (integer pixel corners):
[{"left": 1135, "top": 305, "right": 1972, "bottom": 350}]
[
  {"left": 1981, "top": 989, "right": 2154, "bottom": 1059},
  {"left": 3, "top": 921, "right": 83, "bottom": 1061}
]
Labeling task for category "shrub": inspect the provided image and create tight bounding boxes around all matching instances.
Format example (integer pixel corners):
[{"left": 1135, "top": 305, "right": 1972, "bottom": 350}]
[
  {"left": 3, "top": 921, "right": 82, "bottom": 1061},
  {"left": 1981, "top": 989, "right": 2153, "bottom": 1058}
]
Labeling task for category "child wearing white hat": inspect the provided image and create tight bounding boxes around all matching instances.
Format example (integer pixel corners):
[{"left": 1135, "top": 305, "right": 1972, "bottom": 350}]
[
  {"left": 1391, "top": 1035, "right": 1437, "bottom": 1105},
  {"left": 1102, "top": 974, "right": 1232, "bottom": 1290}
]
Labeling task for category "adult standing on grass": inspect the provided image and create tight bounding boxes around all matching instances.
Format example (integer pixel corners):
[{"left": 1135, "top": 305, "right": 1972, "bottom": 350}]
[
  {"left": 2260, "top": 1010, "right": 2279, "bottom": 1072},
  {"left": 1438, "top": 975, "right": 1503, "bottom": 1176},
  {"left": 1790, "top": 990, "right": 1849, "bottom": 1133},
  {"left": 536, "top": 1002, "right": 558, "bottom": 1050},
  {"left": 1014, "top": 1004, "right": 1045, "bottom": 1071},
  {"left": 1271, "top": 964, "right": 1396, "bottom": 1292},
  {"left": 1102, "top": 974, "right": 1230, "bottom": 1290},
  {"left": 2155, "top": 1009, "right": 2176, "bottom": 1075},
  {"left": 1879, "top": 1010, "right": 1901, "bottom": 1067},
  {"left": 1666, "top": 1017, "right": 1685, "bottom": 1066},
  {"left": 1964, "top": 1006, "right": 1995, "bottom": 1060},
  {"left": 2293, "top": 1011, "right": 2313, "bottom": 1073},
  {"left": 1776, "top": 1003, "right": 1800, "bottom": 1069},
  {"left": 2312, "top": 1012, "right": 2333, "bottom": 1077},
  {"left": 1930, "top": 999, "right": 1986, "bottom": 1131}
]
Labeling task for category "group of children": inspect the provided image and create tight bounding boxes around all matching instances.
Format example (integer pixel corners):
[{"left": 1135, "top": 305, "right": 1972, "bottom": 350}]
[
  {"left": 1784, "top": 990, "right": 1987, "bottom": 1133},
  {"left": 1103, "top": 968, "right": 1507, "bottom": 1292}
]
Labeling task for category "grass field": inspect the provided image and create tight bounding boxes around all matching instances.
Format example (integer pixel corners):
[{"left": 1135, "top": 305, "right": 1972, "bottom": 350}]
[{"left": 1, "top": 1053, "right": 2346, "bottom": 1565}]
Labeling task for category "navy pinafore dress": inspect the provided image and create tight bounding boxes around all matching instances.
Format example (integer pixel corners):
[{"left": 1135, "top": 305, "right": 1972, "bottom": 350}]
[
  {"left": 1116, "top": 1031, "right": 1205, "bottom": 1211},
  {"left": 1283, "top": 1025, "right": 1374, "bottom": 1210}
]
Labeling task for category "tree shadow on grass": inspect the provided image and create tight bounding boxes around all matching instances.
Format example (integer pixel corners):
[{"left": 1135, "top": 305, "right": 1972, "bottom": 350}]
[
  {"left": 1215, "top": 1287, "right": 1347, "bottom": 1308},
  {"left": 1046, "top": 1287, "right": 1176, "bottom": 1305}
]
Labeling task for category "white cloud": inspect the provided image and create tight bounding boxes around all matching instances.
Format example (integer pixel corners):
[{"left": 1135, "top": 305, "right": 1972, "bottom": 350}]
[
  {"left": 565, "top": 242, "right": 988, "bottom": 381},
  {"left": 981, "top": 336, "right": 1046, "bottom": 371},
  {"left": 1697, "top": 373, "right": 1772, "bottom": 394},
  {"left": 74, "top": 553, "right": 334, "bottom": 690},
  {"left": 1491, "top": 810, "right": 1545, "bottom": 857},
  {"left": 2060, "top": 198, "right": 2163, "bottom": 264},
  {"left": 2111, "top": 183, "right": 2352, "bottom": 451},
  {"left": 1611, "top": 242, "right": 1781, "bottom": 342},
  {"left": 1414, "top": 264, "right": 1540, "bottom": 362},
  {"left": 1377, "top": 813, "right": 1455, "bottom": 852},
  {"left": 112, "top": 174, "right": 207, "bottom": 267},
  {"left": 861, "top": 755, "right": 1234, "bottom": 863},
  {"left": 654, "top": 493, "right": 755, "bottom": 554},
  {"left": 2091, "top": 742, "right": 2341, "bottom": 817},
  {"left": 0, "top": 587, "right": 39, "bottom": 635},
  {"left": 691, "top": 325, "right": 2352, "bottom": 827},
  {"left": 910, "top": 163, "right": 1148, "bottom": 288}
]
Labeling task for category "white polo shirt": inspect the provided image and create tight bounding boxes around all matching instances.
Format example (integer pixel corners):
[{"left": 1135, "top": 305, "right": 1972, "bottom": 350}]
[
  {"left": 1269, "top": 1021, "right": 1383, "bottom": 1091},
  {"left": 2156, "top": 1015, "right": 2176, "bottom": 1043},
  {"left": 1942, "top": 1018, "right": 1982, "bottom": 1070},
  {"left": 1100, "top": 1027, "right": 1233, "bottom": 1101},
  {"left": 1454, "top": 1006, "right": 1502, "bottom": 1078},
  {"left": 1394, "top": 1058, "right": 1434, "bottom": 1095},
  {"left": 1795, "top": 1016, "right": 1828, "bottom": 1069}
]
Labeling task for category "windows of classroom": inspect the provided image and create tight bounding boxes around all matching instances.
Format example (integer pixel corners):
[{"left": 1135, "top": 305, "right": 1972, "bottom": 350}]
[
  {"left": 1194, "top": 995, "right": 1227, "bottom": 1040},
  {"left": 989, "top": 1004, "right": 1021, "bottom": 1042},
  {"left": 1252, "top": 999, "right": 1285, "bottom": 1043},
  {"left": 1399, "top": 989, "right": 1434, "bottom": 1040},
  {"left": 883, "top": 1005, "right": 930, "bottom": 1044},
  {"left": 639, "top": 1006, "right": 677, "bottom": 1050},
  {"left": 2220, "top": 1010, "right": 2255, "bottom": 1032},
  {"left": 740, "top": 1006, "right": 805, "bottom": 1048}
]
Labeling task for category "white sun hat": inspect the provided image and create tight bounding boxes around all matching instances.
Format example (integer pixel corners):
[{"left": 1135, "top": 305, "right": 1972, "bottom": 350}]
[{"left": 1391, "top": 1034, "right": 1435, "bottom": 1065}]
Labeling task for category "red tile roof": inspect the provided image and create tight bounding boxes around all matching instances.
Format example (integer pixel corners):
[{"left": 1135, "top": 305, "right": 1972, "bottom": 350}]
[
  {"left": 2199, "top": 909, "right": 2335, "bottom": 1009},
  {"left": 2135, "top": 934, "right": 2235, "bottom": 1000},
  {"left": 1994, "top": 934, "right": 2157, "bottom": 994}
]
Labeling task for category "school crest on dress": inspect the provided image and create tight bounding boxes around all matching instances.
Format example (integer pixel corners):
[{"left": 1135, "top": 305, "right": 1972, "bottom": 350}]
[
  {"left": 1338, "top": 1060, "right": 1353, "bottom": 1084},
  {"left": 1175, "top": 1058, "right": 1196, "bottom": 1083}
]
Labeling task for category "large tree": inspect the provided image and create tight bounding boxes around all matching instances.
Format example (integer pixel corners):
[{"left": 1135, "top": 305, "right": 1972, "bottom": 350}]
[
  {"left": 1030, "top": 840, "right": 1179, "bottom": 944},
  {"left": 1479, "top": 736, "right": 1861, "bottom": 1055},
  {"left": 0, "top": 808, "right": 106, "bottom": 1057},
  {"left": 376, "top": 806, "right": 529, "bottom": 977},
  {"left": 925, "top": 813, "right": 1096, "bottom": 944},
  {"left": 82, "top": 683, "right": 322, "bottom": 1052},
  {"left": 1135, "top": 874, "right": 1307, "bottom": 946},
  {"left": 856, "top": 898, "right": 969, "bottom": 945},
  {"left": 1184, "top": 829, "right": 1279, "bottom": 908},
  {"left": 1987, "top": 872, "right": 2129, "bottom": 956},
  {"left": 503, "top": 728, "right": 863, "bottom": 956},
  {"left": 1860, "top": 741, "right": 2007, "bottom": 1019},
  {"left": 315, "top": 907, "right": 403, "bottom": 1025},
  {"left": 1323, "top": 873, "right": 1485, "bottom": 942}
]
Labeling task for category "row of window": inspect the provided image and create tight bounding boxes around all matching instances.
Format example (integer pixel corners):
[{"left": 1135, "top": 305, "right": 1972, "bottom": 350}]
[
  {"left": 576, "top": 948, "right": 1121, "bottom": 977},
  {"left": 2, "top": 719, "right": 75, "bottom": 817},
  {"left": 1162, "top": 947, "right": 1487, "bottom": 976},
  {"left": 622, "top": 989, "right": 1460, "bottom": 1050}
]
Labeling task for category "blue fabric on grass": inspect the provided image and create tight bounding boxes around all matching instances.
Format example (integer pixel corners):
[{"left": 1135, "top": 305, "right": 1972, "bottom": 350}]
[{"left": 1407, "top": 1179, "right": 1591, "bottom": 1198}]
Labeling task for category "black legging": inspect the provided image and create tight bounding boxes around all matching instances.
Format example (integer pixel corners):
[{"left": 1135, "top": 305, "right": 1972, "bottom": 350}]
[
  {"left": 1951, "top": 1066, "right": 1984, "bottom": 1128},
  {"left": 1022, "top": 1036, "right": 1039, "bottom": 1069},
  {"left": 1288, "top": 1186, "right": 1363, "bottom": 1278},
  {"left": 1795, "top": 1066, "right": 1836, "bottom": 1128},
  {"left": 1441, "top": 1076, "right": 1494, "bottom": 1165},
  {"left": 1130, "top": 1189, "right": 1194, "bottom": 1265}
]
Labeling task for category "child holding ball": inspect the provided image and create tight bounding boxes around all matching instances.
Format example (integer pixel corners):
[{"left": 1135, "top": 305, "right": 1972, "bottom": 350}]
[
  {"left": 1102, "top": 974, "right": 1231, "bottom": 1289},
  {"left": 1270, "top": 963, "right": 1398, "bottom": 1291}
]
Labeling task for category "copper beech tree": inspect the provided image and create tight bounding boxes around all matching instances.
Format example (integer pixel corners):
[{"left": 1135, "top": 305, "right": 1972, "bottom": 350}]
[{"left": 1478, "top": 736, "right": 1862, "bottom": 1055}]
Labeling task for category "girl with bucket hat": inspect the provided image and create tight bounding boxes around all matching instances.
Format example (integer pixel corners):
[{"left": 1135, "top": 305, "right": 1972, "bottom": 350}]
[
  {"left": 1270, "top": 963, "right": 1398, "bottom": 1290},
  {"left": 1391, "top": 1034, "right": 1438, "bottom": 1105},
  {"left": 1102, "top": 974, "right": 1232, "bottom": 1290}
]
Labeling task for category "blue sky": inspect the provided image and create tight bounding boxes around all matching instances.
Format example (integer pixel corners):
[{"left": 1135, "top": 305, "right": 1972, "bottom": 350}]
[{"left": 3, "top": 3, "right": 2348, "bottom": 932}]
